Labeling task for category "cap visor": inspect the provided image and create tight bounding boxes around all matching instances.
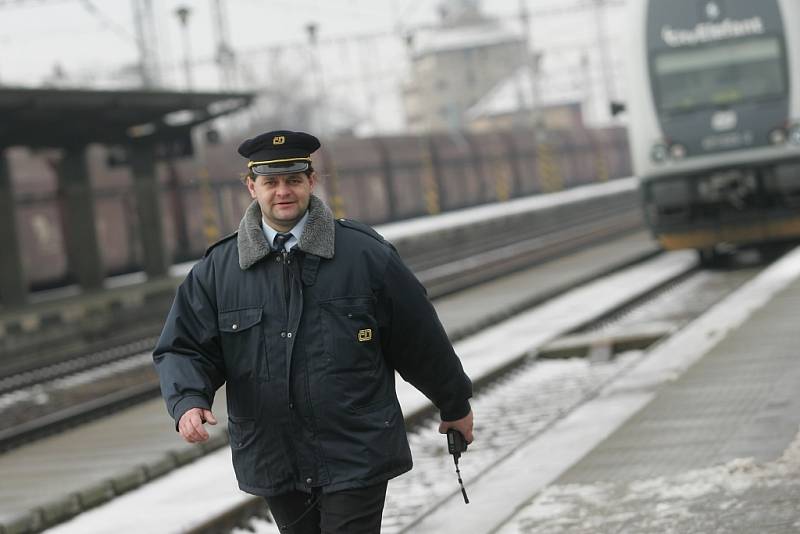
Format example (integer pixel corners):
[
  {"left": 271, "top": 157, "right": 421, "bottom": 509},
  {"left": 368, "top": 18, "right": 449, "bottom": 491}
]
[{"left": 251, "top": 161, "right": 310, "bottom": 176}]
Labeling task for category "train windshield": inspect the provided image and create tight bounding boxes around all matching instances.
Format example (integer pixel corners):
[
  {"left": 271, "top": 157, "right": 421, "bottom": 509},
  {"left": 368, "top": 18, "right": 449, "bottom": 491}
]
[{"left": 652, "top": 36, "right": 786, "bottom": 114}]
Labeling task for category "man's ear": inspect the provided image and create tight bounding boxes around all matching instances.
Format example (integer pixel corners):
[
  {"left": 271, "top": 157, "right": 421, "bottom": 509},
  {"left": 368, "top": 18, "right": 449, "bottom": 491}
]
[
  {"left": 246, "top": 176, "right": 257, "bottom": 199},
  {"left": 308, "top": 171, "right": 317, "bottom": 192}
]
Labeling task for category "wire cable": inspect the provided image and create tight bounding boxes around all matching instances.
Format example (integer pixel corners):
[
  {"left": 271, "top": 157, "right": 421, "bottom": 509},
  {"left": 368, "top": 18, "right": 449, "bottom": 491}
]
[{"left": 79, "top": 0, "right": 138, "bottom": 44}]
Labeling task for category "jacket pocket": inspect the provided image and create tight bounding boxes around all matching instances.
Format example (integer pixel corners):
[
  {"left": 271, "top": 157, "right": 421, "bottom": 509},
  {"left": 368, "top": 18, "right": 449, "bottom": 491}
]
[
  {"left": 227, "top": 413, "right": 256, "bottom": 450},
  {"left": 219, "top": 307, "right": 269, "bottom": 381},
  {"left": 228, "top": 414, "right": 271, "bottom": 488},
  {"left": 319, "top": 298, "right": 381, "bottom": 374}
]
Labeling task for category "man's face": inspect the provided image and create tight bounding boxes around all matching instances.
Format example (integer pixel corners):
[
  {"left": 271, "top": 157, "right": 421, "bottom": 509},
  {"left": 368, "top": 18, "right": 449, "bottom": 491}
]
[{"left": 247, "top": 172, "right": 316, "bottom": 232}]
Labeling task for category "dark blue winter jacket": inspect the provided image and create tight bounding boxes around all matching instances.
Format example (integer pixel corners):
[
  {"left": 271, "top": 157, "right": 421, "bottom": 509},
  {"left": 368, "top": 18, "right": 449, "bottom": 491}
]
[{"left": 153, "top": 195, "right": 472, "bottom": 496}]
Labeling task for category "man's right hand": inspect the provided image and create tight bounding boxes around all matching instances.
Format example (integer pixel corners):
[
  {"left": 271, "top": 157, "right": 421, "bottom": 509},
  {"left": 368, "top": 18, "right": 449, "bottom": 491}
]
[{"left": 178, "top": 407, "right": 217, "bottom": 443}]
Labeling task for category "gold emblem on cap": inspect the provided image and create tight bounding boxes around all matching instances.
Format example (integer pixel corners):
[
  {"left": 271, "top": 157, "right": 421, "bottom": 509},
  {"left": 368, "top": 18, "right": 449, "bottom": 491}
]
[
  {"left": 358, "top": 329, "right": 372, "bottom": 342},
  {"left": 272, "top": 135, "right": 286, "bottom": 145}
]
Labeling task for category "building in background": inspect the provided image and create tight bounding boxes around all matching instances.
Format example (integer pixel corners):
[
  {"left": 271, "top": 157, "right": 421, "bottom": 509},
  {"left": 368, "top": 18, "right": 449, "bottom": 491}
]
[
  {"left": 466, "top": 66, "right": 585, "bottom": 133},
  {"left": 403, "top": 0, "right": 528, "bottom": 133}
]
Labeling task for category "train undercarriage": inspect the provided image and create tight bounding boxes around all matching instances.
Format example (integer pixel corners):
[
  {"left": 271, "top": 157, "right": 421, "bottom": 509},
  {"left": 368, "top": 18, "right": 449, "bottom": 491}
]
[{"left": 642, "top": 159, "right": 800, "bottom": 265}]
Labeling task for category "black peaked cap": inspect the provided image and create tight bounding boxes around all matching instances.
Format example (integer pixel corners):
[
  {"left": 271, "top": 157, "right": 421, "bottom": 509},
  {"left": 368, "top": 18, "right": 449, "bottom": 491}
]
[{"left": 237, "top": 130, "right": 321, "bottom": 162}]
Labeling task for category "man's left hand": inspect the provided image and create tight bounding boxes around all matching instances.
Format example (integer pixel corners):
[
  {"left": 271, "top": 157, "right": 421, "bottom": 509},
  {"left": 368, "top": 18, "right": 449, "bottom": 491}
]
[{"left": 438, "top": 410, "right": 474, "bottom": 444}]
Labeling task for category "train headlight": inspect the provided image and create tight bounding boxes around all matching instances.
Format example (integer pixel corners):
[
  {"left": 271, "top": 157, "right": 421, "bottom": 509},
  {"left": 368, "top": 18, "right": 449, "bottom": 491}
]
[
  {"left": 769, "top": 128, "right": 787, "bottom": 145},
  {"left": 669, "top": 144, "right": 687, "bottom": 159},
  {"left": 789, "top": 124, "right": 800, "bottom": 146},
  {"left": 650, "top": 144, "right": 668, "bottom": 163}
]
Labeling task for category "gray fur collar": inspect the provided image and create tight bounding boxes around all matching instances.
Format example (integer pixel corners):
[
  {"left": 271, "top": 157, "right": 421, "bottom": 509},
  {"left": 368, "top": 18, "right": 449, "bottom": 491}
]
[{"left": 237, "top": 195, "right": 335, "bottom": 269}]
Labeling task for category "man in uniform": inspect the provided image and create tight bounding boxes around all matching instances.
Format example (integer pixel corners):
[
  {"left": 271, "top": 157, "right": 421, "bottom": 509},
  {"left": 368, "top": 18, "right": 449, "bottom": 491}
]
[{"left": 153, "top": 130, "right": 473, "bottom": 533}]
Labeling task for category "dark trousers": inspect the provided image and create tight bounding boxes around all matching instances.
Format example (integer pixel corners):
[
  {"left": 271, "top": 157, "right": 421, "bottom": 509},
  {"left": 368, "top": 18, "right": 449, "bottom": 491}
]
[{"left": 265, "top": 481, "right": 388, "bottom": 534}]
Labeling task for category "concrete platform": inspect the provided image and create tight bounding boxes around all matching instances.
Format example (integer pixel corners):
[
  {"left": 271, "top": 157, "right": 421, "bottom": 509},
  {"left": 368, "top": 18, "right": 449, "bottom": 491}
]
[
  {"left": 0, "top": 231, "right": 661, "bottom": 533},
  {"left": 418, "top": 245, "right": 800, "bottom": 533}
]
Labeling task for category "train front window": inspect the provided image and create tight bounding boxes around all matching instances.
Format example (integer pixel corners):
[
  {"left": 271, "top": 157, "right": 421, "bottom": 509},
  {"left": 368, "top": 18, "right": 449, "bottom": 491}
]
[{"left": 653, "top": 37, "right": 786, "bottom": 114}]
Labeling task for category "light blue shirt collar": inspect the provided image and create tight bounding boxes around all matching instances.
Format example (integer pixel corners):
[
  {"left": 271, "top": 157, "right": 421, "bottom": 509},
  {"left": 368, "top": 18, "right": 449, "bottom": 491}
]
[{"left": 261, "top": 211, "right": 309, "bottom": 252}]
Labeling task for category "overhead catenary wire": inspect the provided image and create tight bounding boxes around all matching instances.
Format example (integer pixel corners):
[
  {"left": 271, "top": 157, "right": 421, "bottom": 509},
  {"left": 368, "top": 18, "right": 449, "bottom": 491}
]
[
  {"left": 0, "top": 0, "right": 628, "bottom": 132},
  {"left": 1, "top": 0, "right": 625, "bottom": 59},
  {"left": 80, "top": 0, "right": 139, "bottom": 44},
  {"left": 0, "top": 0, "right": 73, "bottom": 7}
]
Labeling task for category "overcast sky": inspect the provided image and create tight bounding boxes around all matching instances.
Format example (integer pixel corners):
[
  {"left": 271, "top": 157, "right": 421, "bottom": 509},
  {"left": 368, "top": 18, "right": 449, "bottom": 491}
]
[{"left": 0, "top": 0, "right": 627, "bottom": 132}]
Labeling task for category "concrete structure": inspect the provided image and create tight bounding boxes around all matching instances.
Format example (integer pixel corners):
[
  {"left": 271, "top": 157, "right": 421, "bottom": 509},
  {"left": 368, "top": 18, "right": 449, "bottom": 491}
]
[
  {"left": 0, "top": 153, "right": 26, "bottom": 306},
  {"left": 416, "top": 244, "right": 800, "bottom": 533},
  {"left": 58, "top": 146, "right": 104, "bottom": 292},
  {"left": 403, "top": 0, "right": 527, "bottom": 133},
  {"left": 0, "top": 224, "right": 661, "bottom": 534},
  {"left": 0, "top": 87, "right": 252, "bottom": 307},
  {"left": 466, "top": 67, "right": 586, "bottom": 132}
]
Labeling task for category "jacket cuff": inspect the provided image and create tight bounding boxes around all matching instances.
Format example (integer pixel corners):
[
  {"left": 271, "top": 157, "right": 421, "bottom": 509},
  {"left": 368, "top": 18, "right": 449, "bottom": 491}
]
[
  {"left": 440, "top": 399, "right": 471, "bottom": 422},
  {"left": 172, "top": 395, "right": 212, "bottom": 431}
]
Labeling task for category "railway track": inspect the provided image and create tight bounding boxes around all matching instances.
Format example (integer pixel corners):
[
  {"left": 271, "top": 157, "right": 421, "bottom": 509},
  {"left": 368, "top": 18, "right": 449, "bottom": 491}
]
[
  {"left": 0, "top": 205, "right": 644, "bottom": 453},
  {"left": 0, "top": 337, "right": 158, "bottom": 397},
  {"left": 0, "top": 182, "right": 642, "bottom": 381},
  {"left": 384, "top": 263, "right": 760, "bottom": 533},
  {"left": 13, "top": 243, "right": 773, "bottom": 534},
  {"left": 217, "top": 256, "right": 762, "bottom": 534},
  {"left": 15, "top": 248, "right": 690, "bottom": 534}
]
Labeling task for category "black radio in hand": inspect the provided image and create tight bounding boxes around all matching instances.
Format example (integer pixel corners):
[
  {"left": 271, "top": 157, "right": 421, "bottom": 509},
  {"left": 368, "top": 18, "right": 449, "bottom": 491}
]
[
  {"left": 446, "top": 429, "right": 470, "bottom": 504},
  {"left": 447, "top": 428, "right": 468, "bottom": 457}
]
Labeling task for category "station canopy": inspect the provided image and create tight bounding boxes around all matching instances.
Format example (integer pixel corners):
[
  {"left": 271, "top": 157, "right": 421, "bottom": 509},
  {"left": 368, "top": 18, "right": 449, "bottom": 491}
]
[{"left": 0, "top": 87, "right": 254, "bottom": 148}]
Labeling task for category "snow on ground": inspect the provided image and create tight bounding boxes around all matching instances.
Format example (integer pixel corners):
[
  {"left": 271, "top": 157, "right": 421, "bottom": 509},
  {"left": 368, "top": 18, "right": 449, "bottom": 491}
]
[{"left": 499, "top": 428, "right": 800, "bottom": 534}]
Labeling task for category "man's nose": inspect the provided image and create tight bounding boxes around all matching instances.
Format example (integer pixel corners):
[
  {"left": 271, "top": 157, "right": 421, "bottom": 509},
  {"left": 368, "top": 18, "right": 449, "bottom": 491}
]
[{"left": 275, "top": 180, "right": 291, "bottom": 195}]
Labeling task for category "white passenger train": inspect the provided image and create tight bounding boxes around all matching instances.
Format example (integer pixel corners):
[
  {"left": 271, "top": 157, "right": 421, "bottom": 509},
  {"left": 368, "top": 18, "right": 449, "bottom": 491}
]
[{"left": 624, "top": 0, "right": 800, "bottom": 262}]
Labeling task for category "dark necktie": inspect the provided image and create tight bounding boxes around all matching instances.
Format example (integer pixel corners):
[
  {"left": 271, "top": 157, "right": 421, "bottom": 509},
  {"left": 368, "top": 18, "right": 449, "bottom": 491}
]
[
  {"left": 272, "top": 232, "right": 292, "bottom": 253},
  {"left": 273, "top": 233, "right": 292, "bottom": 312}
]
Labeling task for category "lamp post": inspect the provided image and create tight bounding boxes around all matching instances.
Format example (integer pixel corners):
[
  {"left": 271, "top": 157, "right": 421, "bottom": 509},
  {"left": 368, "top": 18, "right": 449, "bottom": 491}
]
[
  {"left": 305, "top": 22, "right": 345, "bottom": 217},
  {"left": 211, "top": 0, "right": 236, "bottom": 90},
  {"left": 518, "top": 0, "right": 544, "bottom": 138},
  {"left": 305, "top": 22, "right": 327, "bottom": 135},
  {"left": 594, "top": 0, "right": 616, "bottom": 116},
  {"left": 175, "top": 5, "right": 193, "bottom": 91}
]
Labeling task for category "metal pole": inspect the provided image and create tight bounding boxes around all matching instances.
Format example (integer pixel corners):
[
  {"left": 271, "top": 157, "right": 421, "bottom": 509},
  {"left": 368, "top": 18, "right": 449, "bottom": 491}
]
[
  {"left": 306, "top": 22, "right": 326, "bottom": 135},
  {"left": 211, "top": 0, "right": 236, "bottom": 90},
  {"left": 518, "top": 0, "right": 561, "bottom": 192},
  {"left": 306, "top": 22, "right": 346, "bottom": 217},
  {"left": 131, "top": 0, "right": 152, "bottom": 87},
  {"left": 175, "top": 6, "right": 193, "bottom": 91},
  {"left": 518, "top": 0, "right": 544, "bottom": 138},
  {"left": 142, "top": 0, "right": 161, "bottom": 87},
  {"left": 594, "top": 0, "right": 616, "bottom": 106}
]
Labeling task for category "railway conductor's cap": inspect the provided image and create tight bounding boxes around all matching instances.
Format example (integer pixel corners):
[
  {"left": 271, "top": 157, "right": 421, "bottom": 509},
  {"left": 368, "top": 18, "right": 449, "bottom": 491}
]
[{"left": 238, "top": 130, "right": 321, "bottom": 176}]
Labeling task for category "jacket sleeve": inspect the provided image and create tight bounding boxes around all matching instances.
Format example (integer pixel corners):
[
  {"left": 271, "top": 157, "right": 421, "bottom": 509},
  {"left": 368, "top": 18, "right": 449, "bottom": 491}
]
[
  {"left": 152, "top": 260, "right": 226, "bottom": 428},
  {"left": 378, "top": 248, "right": 473, "bottom": 421}
]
